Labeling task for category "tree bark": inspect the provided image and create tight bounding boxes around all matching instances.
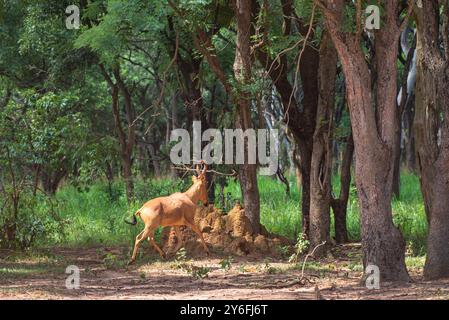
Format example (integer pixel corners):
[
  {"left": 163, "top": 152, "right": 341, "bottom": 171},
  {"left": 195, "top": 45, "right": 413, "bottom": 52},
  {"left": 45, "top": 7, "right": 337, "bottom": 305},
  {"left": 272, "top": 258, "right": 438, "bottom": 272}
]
[
  {"left": 233, "top": 0, "right": 260, "bottom": 233},
  {"left": 320, "top": 0, "right": 410, "bottom": 282},
  {"left": 178, "top": 57, "right": 203, "bottom": 129},
  {"left": 41, "top": 164, "right": 67, "bottom": 195},
  {"left": 414, "top": 2, "right": 449, "bottom": 280},
  {"left": 193, "top": 1, "right": 261, "bottom": 231},
  {"left": 255, "top": 7, "right": 319, "bottom": 238},
  {"left": 115, "top": 70, "right": 136, "bottom": 203},
  {"left": 392, "top": 125, "right": 402, "bottom": 199},
  {"left": 99, "top": 64, "right": 135, "bottom": 204},
  {"left": 309, "top": 31, "right": 338, "bottom": 255},
  {"left": 297, "top": 41, "right": 320, "bottom": 238},
  {"left": 331, "top": 134, "right": 353, "bottom": 244},
  {"left": 147, "top": 143, "right": 161, "bottom": 178}
]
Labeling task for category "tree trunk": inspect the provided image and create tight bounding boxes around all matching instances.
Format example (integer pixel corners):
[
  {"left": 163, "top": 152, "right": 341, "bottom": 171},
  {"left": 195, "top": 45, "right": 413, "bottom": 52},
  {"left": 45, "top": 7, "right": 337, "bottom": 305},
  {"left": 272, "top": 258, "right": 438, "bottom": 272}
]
[
  {"left": 392, "top": 124, "right": 401, "bottom": 199},
  {"left": 194, "top": 1, "right": 260, "bottom": 230},
  {"left": 419, "top": 154, "right": 449, "bottom": 280},
  {"left": 255, "top": 46, "right": 318, "bottom": 238},
  {"left": 147, "top": 143, "right": 161, "bottom": 178},
  {"left": 105, "top": 162, "right": 114, "bottom": 199},
  {"left": 233, "top": 0, "right": 260, "bottom": 233},
  {"left": 298, "top": 45, "right": 320, "bottom": 238},
  {"left": 114, "top": 68, "right": 136, "bottom": 202},
  {"left": 121, "top": 150, "right": 134, "bottom": 203},
  {"left": 293, "top": 148, "right": 302, "bottom": 190},
  {"left": 414, "top": 2, "right": 449, "bottom": 279},
  {"left": 111, "top": 83, "right": 134, "bottom": 203},
  {"left": 41, "top": 166, "right": 67, "bottom": 195},
  {"left": 321, "top": 0, "right": 409, "bottom": 282},
  {"left": 179, "top": 58, "right": 203, "bottom": 128},
  {"left": 6, "top": 199, "right": 18, "bottom": 242},
  {"left": 297, "top": 140, "right": 312, "bottom": 236},
  {"left": 331, "top": 134, "right": 353, "bottom": 244},
  {"left": 254, "top": 0, "right": 319, "bottom": 238},
  {"left": 170, "top": 92, "right": 179, "bottom": 179},
  {"left": 309, "top": 31, "right": 338, "bottom": 255},
  {"left": 100, "top": 64, "right": 136, "bottom": 204}
]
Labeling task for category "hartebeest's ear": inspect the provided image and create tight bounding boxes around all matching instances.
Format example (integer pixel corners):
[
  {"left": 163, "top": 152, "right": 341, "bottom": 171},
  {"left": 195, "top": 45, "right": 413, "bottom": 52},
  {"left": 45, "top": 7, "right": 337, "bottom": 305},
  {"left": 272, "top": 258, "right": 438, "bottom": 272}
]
[{"left": 201, "top": 163, "right": 208, "bottom": 175}]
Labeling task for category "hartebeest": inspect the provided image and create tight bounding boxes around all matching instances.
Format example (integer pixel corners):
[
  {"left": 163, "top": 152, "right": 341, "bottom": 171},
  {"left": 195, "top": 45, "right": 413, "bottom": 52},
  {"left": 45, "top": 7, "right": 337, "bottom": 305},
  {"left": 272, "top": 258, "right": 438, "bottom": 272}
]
[{"left": 126, "top": 163, "right": 210, "bottom": 265}]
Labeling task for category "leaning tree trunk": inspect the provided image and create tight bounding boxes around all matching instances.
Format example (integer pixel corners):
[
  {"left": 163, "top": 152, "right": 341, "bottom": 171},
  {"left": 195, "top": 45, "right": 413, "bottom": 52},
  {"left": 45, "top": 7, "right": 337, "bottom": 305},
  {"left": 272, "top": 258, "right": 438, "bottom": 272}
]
[
  {"left": 414, "top": 2, "right": 449, "bottom": 279},
  {"left": 233, "top": 0, "right": 260, "bottom": 233},
  {"left": 309, "top": 31, "right": 338, "bottom": 255}
]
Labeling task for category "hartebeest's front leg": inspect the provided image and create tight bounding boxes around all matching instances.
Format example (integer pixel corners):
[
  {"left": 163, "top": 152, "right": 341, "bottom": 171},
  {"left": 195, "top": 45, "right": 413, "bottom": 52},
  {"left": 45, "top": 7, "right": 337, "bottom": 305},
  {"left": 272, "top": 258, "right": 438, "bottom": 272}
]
[
  {"left": 185, "top": 221, "right": 210, "bottom": 256},
  {"left": 172, "top": 226, "right": 183, "bottom": 253},
  {"left": 148, "top": 235, "right": 165, "bottom": 259}
]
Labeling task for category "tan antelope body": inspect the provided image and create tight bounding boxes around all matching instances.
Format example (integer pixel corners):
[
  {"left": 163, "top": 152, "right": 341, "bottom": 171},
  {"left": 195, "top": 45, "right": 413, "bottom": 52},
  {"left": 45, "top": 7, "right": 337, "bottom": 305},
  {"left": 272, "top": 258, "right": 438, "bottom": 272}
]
[{"left": 127, "top": 164, "right": 210, "bottom": 265}]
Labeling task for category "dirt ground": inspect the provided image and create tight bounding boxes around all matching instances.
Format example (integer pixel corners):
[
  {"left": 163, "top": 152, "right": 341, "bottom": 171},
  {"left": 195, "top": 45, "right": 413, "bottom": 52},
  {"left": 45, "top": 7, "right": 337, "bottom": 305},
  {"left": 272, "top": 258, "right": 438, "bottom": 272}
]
[{"left": 1, "top": 243, "right": 449, "bottom": 300}]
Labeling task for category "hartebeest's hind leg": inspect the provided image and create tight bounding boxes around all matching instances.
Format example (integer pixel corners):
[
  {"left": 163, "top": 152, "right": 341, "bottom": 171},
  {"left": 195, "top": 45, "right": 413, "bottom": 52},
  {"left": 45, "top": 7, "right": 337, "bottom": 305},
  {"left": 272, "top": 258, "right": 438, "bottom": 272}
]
[
  {"left": 185, "top": 221, "right": 210, "bottom": 256},
  {"left": 128, "top": 227, "right": 151, "bottom": 265}
]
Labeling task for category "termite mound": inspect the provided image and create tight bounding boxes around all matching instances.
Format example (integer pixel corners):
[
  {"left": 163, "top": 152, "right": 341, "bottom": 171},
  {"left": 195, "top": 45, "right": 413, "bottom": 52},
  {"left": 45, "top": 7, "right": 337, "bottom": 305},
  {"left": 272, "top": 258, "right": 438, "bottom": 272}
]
[{"left": 161, "top": 204, "right": 292, "bottom": 258}]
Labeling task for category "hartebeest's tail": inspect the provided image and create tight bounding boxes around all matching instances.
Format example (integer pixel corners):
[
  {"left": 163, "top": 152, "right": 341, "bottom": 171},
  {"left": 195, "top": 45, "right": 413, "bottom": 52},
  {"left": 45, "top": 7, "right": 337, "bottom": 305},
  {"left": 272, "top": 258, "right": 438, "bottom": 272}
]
[{"left": 124, "top": 210, "right": 141, "bottom": 226}]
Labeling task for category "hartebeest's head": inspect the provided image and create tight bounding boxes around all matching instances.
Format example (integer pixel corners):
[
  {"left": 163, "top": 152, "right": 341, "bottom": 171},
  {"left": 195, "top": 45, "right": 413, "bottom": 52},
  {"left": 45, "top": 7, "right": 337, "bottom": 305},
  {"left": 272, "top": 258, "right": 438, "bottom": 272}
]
[{"left": 191, "top": 162, "right": 208, "bottom": 206}]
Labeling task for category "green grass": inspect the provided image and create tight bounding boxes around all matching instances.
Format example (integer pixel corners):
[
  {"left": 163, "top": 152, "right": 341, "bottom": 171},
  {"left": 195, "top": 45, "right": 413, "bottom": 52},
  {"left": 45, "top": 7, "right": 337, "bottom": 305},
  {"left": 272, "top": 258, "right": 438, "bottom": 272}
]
[
  {"left": 53, "top": 183, "right": 138, "bottom": 245},
  {"left": 14, "top": 171, "right": 428, "bottom": 256},
  {"left": 392, "top": 174, "right": 428, "bottom": 256}
]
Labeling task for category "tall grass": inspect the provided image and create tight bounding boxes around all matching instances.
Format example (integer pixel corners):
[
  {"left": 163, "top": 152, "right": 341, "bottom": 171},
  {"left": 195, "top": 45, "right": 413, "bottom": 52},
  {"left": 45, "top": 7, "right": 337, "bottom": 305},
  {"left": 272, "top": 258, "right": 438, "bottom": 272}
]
[{"left": 40, "top": 172, "right": 427, "bottom": 255}]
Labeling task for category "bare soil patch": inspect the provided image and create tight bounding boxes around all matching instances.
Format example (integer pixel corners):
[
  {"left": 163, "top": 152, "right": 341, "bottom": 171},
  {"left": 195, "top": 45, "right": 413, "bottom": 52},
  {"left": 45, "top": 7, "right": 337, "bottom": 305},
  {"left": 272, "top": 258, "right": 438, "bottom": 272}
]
[{"left": 1, "top": 243, "right": 448, "bottom": 300}]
